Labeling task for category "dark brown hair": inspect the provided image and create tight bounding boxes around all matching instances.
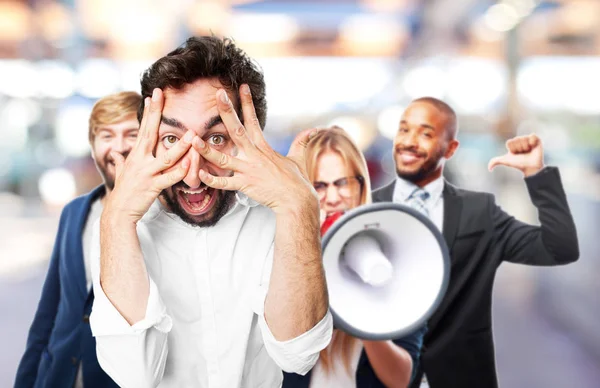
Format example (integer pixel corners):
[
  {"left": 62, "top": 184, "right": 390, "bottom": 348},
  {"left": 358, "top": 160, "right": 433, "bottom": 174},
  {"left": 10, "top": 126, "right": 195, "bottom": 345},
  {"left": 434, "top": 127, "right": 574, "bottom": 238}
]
[{"left": 138, "top": 36, "right": 267, "bottom": 128}]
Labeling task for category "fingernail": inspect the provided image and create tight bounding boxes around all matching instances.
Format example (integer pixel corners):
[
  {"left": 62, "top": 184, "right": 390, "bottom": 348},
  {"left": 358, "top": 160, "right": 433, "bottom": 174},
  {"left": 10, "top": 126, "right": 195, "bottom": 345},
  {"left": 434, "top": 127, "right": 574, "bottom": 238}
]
[
  {"left": 309, "top": 129, "right": 319, "bottom": 139},
  {"left": 152, "top": 88, "right": 160, "bottom": 101},
  {"left": 183, "top": 131, "right": 193, "bottom": 143},
  {"left": 195, "top": 137, "right": 206, "bottom": 149},
  {"left": 220, "top": 90, "right": 229, "bottom": 104},
  {"left": 144, "top": 97, "right": 150, "bottom": 107},
  {"left": 242, "top": 85, "right": 251, "bottom": 95}
]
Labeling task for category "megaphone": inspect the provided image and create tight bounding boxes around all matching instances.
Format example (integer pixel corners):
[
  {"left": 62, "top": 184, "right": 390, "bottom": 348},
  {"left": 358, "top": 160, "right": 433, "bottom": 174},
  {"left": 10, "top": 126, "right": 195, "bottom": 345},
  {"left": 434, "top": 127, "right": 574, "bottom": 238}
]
[{"left": 322, "top": 202, "right": 450, "bottom": 340}]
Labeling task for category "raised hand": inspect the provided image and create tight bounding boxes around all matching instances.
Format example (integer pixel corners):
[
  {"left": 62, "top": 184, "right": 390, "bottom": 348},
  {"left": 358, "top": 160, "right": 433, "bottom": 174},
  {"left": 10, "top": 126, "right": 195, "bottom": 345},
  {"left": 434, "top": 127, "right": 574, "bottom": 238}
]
[
  {"left": 488, "top": 133, "right": 545, "bottom": 177},
  {"left": 106, "top": 88, "right": 196, "bottom": 222},
  {"left": 191, "top": 84, "right": 319, "bottom": 214}
]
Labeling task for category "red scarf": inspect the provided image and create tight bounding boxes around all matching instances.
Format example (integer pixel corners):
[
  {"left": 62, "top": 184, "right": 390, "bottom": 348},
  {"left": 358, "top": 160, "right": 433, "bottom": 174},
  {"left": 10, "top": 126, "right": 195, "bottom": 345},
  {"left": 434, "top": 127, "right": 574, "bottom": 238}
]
[{"left": 320, "top": 211, "right": 345, "bottom": 236}]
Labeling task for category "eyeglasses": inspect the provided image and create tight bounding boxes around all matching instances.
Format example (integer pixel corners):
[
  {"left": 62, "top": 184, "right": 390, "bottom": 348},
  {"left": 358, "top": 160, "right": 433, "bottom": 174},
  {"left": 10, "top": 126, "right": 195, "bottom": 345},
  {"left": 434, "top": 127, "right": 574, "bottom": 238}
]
[{"left": 313, "top": 176, "right": 364, "bottom": 199}]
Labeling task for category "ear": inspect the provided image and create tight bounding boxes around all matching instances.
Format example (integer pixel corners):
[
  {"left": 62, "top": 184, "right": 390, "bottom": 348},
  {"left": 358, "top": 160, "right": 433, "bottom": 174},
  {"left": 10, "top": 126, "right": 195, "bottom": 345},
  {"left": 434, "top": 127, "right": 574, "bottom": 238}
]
[{"left": 444, "top": 139, "right": 459, "bottom": 159}]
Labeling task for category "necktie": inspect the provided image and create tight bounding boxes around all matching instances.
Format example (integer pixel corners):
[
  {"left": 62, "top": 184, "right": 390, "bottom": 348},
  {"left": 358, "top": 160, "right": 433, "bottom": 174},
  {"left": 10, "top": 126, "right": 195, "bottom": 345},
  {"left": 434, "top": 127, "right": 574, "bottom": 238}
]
[{"left": 407, "top": 187, "right": 430, "bottom": 217}]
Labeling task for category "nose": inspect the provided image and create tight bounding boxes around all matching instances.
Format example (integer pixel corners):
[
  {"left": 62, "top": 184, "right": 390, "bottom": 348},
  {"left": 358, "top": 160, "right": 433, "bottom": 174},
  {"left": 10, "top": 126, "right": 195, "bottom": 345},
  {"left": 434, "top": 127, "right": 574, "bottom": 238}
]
[
  {"left": 324, "top": 184, "right": 342, "bottom": 206},
  {"left": 398, "top": 131, "right": 418, "bottom": 149},
  {"left": 182, "top": 148, "right": 203, "bottom": 189},
  {"left": 112, "top": 135, "right": 128, "bottom": 154}
]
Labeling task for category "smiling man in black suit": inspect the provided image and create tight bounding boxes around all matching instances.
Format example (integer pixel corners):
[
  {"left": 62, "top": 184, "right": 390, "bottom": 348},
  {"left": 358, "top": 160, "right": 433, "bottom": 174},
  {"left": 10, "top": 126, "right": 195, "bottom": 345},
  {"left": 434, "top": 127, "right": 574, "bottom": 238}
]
[{"left": 372, "top": 97, "right": 579, "bottom": 388}]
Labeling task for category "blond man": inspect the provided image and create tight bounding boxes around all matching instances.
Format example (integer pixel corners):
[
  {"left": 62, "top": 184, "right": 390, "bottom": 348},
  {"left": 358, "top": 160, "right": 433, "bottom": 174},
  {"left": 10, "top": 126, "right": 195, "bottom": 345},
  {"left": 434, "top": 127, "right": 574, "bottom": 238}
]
[{"left": 15, "top": 91, "right": 141, "bottom": 388}]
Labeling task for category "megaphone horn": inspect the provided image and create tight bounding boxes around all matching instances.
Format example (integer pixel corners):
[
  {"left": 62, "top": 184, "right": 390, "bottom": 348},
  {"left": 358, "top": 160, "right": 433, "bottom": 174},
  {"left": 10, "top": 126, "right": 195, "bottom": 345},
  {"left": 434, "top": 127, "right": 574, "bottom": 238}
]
[{"left": 321, "top": 202, "right": 450, "bottom": 340}]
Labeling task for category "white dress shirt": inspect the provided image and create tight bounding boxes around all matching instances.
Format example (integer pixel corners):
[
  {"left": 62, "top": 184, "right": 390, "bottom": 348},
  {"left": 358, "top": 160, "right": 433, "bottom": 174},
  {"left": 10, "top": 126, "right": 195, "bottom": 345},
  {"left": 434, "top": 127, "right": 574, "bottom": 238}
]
[
  {"left": 75, "top": 198, "right": 103, "bottom": 388},
  {"left": 89, "top": 193, "right": 333, "bottom": 388},
  {"left": 392, "top": 176, "right": 445, "bottom": 232},
  {"left": 82, "top": 198, "right": 103, "bottom": 292}
]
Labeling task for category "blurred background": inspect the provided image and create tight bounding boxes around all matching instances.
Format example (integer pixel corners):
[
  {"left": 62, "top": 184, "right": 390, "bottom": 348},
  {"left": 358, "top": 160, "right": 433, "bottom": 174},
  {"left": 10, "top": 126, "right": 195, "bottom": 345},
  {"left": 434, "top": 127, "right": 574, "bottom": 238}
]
[{"left": 1, "top": 0, "right": 599, "bottom": 386}]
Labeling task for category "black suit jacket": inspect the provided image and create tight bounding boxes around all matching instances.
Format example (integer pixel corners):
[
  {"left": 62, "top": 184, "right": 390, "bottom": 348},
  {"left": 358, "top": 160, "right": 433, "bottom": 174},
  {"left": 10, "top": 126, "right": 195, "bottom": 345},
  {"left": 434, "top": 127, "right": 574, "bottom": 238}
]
[
  {"left": 283, "top": 324, "right": 427, "bottom": 388},
  {"left": 372, "top": 166, "right": 579, "bottom": 388}
]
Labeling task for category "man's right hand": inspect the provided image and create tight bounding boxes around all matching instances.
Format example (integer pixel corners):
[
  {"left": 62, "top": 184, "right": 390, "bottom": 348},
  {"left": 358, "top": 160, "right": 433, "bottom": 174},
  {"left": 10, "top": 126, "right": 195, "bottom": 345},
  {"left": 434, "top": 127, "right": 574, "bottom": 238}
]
[{"left": 105, "top": 88, "right": 196, "bottom": 223}]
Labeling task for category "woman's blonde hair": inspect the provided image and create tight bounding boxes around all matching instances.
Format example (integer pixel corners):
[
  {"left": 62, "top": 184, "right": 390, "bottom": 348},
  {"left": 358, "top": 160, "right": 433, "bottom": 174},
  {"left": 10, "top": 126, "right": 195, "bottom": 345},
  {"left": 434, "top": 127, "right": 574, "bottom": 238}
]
[{"left": 305, "top": 125, "right": 372, "bottom": 374}]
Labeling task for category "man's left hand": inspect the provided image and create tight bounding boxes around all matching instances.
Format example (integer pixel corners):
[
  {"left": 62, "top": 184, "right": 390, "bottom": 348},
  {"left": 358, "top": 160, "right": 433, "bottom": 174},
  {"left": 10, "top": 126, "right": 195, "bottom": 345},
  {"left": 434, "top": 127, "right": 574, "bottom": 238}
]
[
  {"left": 488, "top": 133, "right": 545, "bottom": 177},
  {"left": 191, "top": 84, "right": 319, "bottom": 214}
]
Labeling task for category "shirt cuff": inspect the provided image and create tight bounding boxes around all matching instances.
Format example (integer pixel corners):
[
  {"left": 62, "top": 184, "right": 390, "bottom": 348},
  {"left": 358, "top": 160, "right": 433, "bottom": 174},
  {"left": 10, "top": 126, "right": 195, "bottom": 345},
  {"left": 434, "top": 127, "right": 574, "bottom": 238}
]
[
  {"left": 90, "top": 277, "right": 172, "bottom": 337},
  {"left": 253, "top": 286, "right": 334, "bottom": 374}
]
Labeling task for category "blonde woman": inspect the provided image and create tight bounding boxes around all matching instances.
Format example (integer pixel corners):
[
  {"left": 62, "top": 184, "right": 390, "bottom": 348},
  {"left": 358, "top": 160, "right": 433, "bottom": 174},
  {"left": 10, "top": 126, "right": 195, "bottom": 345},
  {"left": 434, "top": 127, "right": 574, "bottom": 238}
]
[{"left": 283, "top": 126, "right": 427, "bottom": 388}]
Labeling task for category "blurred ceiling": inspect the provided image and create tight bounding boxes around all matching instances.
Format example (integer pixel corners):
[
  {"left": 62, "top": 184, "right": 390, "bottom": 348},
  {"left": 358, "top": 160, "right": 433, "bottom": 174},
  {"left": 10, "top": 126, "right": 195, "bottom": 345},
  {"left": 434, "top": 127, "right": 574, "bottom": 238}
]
[{"left": 0, "top": 0, "right": 598, "bottom": 60}]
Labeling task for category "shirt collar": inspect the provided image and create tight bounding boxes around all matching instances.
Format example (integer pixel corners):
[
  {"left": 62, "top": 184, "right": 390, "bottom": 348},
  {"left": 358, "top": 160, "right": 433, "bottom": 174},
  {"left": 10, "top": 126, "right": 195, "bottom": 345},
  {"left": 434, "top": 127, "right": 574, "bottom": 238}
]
[{"left": 393, "top": 175, "right": 444, "bottom": 204}]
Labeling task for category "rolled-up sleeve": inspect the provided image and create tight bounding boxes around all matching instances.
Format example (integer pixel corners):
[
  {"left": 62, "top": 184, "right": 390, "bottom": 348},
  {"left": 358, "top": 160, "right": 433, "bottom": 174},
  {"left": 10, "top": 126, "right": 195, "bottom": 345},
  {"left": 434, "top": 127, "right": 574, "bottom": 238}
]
[
  {"left": 252, "top": 243, "right": 334, "bottom": 375},
  {"left": 253, "top": 285, "right": 333, "bottom": 375},
  {"left": 89, "top": 219, "right": 172, "bottom": 388}
]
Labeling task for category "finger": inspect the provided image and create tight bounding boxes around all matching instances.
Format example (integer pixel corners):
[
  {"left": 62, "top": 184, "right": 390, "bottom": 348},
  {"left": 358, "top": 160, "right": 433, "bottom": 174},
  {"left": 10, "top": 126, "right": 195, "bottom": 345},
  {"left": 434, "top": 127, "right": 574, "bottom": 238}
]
[
  {"left": 199, "top": 169, "right": 240, "bottom": 191},
  {"left": 151, "top": 130, "right": 195, "bottom": 172},
  {"left": 192, "top": 136, "right": 243, "bottom": 172},
  {"left": 140, "top": 88, "right": 164, "bottom": 154},
  {"left": 110, "top": 151, "right": 126, "bottom": 177},
  {"left": 154, "top": 158, "right": 190, "bottom": 190},
  {"left": 239, "top": 84, "right": 267, "bottom": 149},
  {"left": 528, "top": 134, "right": 540, "bottom": 148},
  {"left": 506, "top": 138, "right": 523, "bottom": 154},
  {"left": 216, "top": 89, "right": 256, "bottom": 153},
  {"left": 488, "top": 154, "right": 518, "bottom": 171},
  {"left": 521, "top": 137, "right": 533, "bottom": 153},
  {"left": 134, "top": 97, "right": 151, "bottom": 149},
  {"left": 287, "top": 127, "right": 319, "bottom": 169}
]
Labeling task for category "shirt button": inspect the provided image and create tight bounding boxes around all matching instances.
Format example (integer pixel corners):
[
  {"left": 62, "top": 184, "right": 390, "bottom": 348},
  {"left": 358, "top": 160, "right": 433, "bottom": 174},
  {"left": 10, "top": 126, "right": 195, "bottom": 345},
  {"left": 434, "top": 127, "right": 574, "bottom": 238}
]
[
  {"left": 82, "top": 314, "right": 90, "bottom": 323},
  {"left": 71, "top": 357, "right": 78, "bottom": 365}
]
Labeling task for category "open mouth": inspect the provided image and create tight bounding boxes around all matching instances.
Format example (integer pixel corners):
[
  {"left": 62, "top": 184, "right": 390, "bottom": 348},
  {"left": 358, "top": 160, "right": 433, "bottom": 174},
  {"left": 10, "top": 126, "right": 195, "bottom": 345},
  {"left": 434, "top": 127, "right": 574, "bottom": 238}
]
[{"left": 176, "top": 186, "right": 217, "bottom": 215}]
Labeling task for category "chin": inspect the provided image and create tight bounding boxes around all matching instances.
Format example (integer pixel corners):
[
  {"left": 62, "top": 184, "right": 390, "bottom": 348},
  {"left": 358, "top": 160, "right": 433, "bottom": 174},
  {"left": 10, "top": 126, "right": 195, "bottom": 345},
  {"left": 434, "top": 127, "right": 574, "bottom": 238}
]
[{"left": 396, "top": 168, "right": 427, "bottom": 183}]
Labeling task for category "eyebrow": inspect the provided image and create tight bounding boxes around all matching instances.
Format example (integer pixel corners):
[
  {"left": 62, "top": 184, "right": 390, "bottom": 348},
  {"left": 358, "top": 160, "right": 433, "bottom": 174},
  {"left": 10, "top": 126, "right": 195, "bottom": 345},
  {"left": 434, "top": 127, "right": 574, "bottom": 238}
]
[
  {"left": 161, "top": 115, "right": 224, "bottom": 133},
  {"left": 400, "top": 120, "right": 435, "bottom": 131}
]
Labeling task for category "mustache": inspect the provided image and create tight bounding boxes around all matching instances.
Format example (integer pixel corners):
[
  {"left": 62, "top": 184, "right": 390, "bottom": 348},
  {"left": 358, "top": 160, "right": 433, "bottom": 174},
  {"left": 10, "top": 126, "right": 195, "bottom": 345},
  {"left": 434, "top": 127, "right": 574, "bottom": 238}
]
[{"left": 395, "top": 146, "right": 426, "bottom": 157}]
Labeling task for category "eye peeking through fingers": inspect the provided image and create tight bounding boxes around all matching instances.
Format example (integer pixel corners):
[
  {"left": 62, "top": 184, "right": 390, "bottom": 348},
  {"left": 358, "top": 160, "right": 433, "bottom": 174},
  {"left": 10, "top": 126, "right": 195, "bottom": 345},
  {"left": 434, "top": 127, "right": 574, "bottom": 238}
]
[
  {"left": 207, "top": 133, "right": 228, "bottom": 147},
  {"left": 162, "top": 135, "right": 179, "bottom": 148}
]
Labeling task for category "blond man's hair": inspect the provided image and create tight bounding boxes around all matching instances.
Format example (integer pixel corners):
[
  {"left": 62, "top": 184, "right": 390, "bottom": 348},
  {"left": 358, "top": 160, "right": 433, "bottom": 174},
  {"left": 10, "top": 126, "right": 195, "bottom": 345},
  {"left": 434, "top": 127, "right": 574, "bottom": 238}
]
[
  {"left": 88, "top": 91, "right": 142, "bottom": 143},
  {"left": 305, "top": 125, "right": 372, "bottom": 375}
]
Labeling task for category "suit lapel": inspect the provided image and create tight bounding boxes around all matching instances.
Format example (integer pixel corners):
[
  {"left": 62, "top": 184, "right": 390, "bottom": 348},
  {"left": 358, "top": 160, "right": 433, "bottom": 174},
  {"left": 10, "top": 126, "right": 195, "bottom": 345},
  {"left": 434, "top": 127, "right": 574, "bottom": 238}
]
[
  {"left": 442, "top": 182, "right": 462, "bottom": 252},
  {"left": 373, "top": 181, "right": 395, "bottom": 202},
  {"left": 70, "top": 186, "right": 105, "bottom": 299}
]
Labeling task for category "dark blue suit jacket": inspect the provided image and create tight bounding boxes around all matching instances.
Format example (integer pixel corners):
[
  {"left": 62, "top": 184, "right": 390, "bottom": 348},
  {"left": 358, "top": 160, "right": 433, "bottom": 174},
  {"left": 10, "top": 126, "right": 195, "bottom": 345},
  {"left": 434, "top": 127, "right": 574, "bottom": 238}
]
[
  {"left": 14, "top": 186, "right": 118, "bottom": 388},
  {"left": 283, "top": 324, "right": 427, "bottom": 388}
]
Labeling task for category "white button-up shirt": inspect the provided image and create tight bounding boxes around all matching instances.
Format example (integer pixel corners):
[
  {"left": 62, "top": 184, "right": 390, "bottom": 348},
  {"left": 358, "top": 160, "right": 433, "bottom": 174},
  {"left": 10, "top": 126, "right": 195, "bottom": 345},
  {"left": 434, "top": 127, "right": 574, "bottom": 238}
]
[{"left": 89, "top": 193, "right": 333, "bottom": 388}]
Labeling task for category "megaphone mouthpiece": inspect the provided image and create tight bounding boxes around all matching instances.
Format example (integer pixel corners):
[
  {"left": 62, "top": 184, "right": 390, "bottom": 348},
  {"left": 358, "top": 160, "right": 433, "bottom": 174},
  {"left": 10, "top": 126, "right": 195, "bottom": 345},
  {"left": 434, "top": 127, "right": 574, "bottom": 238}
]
[{"left": 343, "top": 234, "right": 393, "bottom": 287}]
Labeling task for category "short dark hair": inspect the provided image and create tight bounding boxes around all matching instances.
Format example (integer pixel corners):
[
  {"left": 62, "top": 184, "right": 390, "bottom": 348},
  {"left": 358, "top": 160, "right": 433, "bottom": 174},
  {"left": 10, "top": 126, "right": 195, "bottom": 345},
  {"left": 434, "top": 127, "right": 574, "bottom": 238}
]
[
  {"left": 138, "top": 36, "right": 267, "bottom": 129},
  {"left": 412, "top": 97, "right": 458, "bottom": 140}
]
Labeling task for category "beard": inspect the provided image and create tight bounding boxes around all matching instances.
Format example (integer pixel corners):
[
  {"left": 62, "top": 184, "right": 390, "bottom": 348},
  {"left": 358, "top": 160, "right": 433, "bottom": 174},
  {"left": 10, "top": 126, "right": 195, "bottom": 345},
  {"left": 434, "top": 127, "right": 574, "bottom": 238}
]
[
  {"left": 395, "top": 146, "right": 445, "bottom": 183},
  {"left": 95, "top": 151, "right": 129, "bottom": 190},
  {"left": 160, "top": 182, "right": 235, "bottom": 228}
]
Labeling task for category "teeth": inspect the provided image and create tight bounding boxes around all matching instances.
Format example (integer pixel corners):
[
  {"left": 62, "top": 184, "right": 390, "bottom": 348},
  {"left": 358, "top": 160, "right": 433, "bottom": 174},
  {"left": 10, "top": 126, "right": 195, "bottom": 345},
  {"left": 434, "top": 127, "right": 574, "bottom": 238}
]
[{"left": 182, "top": 187, "right": 207, "bottom": 195}]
